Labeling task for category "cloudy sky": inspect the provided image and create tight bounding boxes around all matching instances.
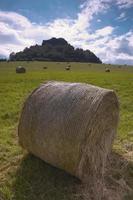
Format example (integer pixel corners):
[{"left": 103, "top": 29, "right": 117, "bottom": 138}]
[{"left": 0, "top": 0, "right": 133, "bottom": 64}]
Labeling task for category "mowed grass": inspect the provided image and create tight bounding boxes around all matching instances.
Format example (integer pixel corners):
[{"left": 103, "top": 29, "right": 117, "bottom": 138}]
[{"left": 0, "top": 61, "right": 133, "bottom": 200}]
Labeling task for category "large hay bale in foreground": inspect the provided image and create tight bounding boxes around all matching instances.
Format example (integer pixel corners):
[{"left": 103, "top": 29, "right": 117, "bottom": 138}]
[{"left": 18, "top": 81, "right": 119, "bottom": 185}]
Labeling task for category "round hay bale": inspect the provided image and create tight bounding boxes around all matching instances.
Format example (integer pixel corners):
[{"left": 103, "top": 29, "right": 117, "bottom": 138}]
[
  {"left": 18, "top": 81, "right": 119, "bottom": 189},
  {"left": 16, "top": 66, "right": 26, "bottom": 73},
  {"left": 65, "top": 66, "right": 70, "bottom": 70},
  {"left": 43, "top": 66, "right": 47, "bottom": 69},
  {"left": 105, "top": 68, "right": 110, "bottom": 72}
]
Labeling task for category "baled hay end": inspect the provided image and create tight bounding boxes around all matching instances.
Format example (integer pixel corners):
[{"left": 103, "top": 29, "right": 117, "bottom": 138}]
[{"left": 18, "top": 81, "right": 119, "bottom": 194}]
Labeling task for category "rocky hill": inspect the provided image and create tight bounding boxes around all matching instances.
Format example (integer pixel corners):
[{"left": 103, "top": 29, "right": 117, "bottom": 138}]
[{"left": 9, "top": 38, "right": 102, "bottom": 63}]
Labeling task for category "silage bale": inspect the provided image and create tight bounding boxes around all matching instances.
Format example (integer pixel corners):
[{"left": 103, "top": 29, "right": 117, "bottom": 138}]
[{"left": 18, "top": 81, "right": 119, "bottom": 195}]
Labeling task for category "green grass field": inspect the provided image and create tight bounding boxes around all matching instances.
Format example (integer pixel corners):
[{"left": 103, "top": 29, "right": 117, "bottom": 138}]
[{"left": 0, "top": 61, "right": 133, "bottom": 200}]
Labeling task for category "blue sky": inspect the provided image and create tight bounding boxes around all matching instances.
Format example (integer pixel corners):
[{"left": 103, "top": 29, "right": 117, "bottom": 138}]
[
  {"left": 0, "top": 0, "right": 80, "bottom": 22},
  {"left": 0, "top": 0, "right": 133, "bottom": 64}
]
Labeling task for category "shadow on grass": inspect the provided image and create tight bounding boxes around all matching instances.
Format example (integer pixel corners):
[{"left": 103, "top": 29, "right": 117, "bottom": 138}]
[
  {"left": 12, "top": 151, "right": 133, "bottom": 200},
  {"left": 105, "top": 151, "right": 133, "bottom": 200},
  {"left": 12, "top": 154, "right": 81, "bottom": 200}
]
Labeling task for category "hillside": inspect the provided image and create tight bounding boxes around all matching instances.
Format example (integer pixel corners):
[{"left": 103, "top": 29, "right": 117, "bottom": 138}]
[{"left": 9, "top": 38, "right": 102, "bottom": 63}]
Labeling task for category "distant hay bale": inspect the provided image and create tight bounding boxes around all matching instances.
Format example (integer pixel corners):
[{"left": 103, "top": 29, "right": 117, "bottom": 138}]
[
  {"left": 105, "top": 68, "right": 110, "bottom": 72},
  {"left": 16, "top": 66, "right": 26, "bottom": 73},
  {"left": 18, "top": 81, "right": 119, "bottom": 198},
  {"left": 65, "top": 66, "right": 71, "bottom": 70}
]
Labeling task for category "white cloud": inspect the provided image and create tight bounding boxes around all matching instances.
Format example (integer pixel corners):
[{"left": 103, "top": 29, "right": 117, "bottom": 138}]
[
  {"left": 85, "top": 31, "right": 133, "bottom": 64},
  {"left": 116, "top": 0, "right": 133, "bottom": 8},
  {"left": 0, "top": 11, "right": 31, "bottom": 29},
  {"left": 74, "top": 0, "right": 108, "bottom": 30},
  {"left": 94, "top": 26, "right": 114, "bottom": 37},
  {"left": 0, "top": 0, "right": 133, "bottom": 65},
  {"left": 0, "top": 0, "right": 109, "bottom": 56},
  {"left": 97, "top": 19, "right": 101, "bottom": 22},
  {"left": 116, "top": 12, "right": 127, "bottom": 20},
  {"left": 0, "top": 11, "right": 35, "bottom": 56}
]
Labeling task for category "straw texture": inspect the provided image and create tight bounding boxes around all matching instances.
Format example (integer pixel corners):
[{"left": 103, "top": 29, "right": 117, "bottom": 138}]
[{"left": 18, "top": 81, "right": 119, "bottom": 197}]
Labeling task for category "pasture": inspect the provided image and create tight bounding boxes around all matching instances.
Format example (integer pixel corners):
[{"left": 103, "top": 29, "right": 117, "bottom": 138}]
[{"left": 0, "top": 61, "right": 133, "bottom": 200}]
